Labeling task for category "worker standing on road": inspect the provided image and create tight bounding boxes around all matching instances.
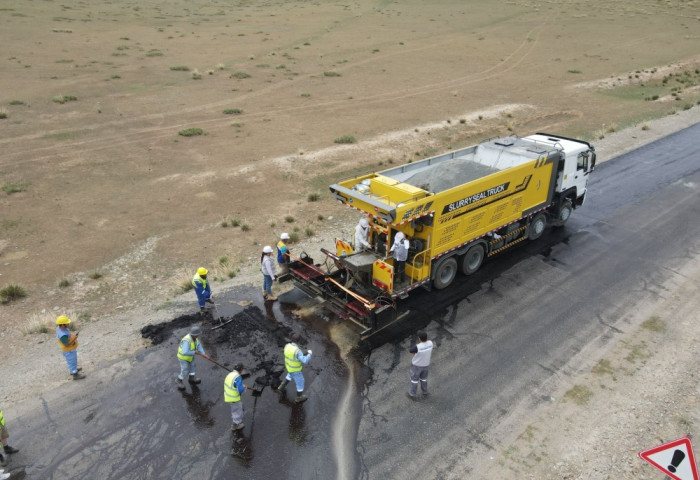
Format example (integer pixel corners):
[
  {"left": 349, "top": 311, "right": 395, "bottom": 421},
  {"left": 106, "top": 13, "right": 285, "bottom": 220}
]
[
  {"left": 56, "top": 315, "right": 85, "bottom": 380},
  {"left": 354, "top": 218, "right": 371, "bottom": 252},
  {"left": 176, "top": 326, "right": 209, "bottom": 390},
  {"left": 0, "top": 409, "right": 19, "bottom": 467},
  {"left": 278, "top": 333, "right": 312, "bottom": 403},
  {"left": 390, "top": 231, "right": 410, "bottom": 284},
  {"left": 224, "top": 363, "right": 249, "bottom": 431},
  {"left": 192, "top": 267, "right": 213, "bottom": 314},
  {"left": 277, "top": 233, "right": 292, "bottom": 275},
  {"left": 408, "top": 330, "right": 433, "bottom": 399},
  {"left": 261, "top": 246, "right": 277, "bottom": 301}
]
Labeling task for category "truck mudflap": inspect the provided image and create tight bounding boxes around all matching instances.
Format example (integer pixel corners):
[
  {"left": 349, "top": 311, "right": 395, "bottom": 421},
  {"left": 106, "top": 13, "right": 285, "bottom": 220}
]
[{"left": 288, "top": 252, "right": 401, "bottom": 339}]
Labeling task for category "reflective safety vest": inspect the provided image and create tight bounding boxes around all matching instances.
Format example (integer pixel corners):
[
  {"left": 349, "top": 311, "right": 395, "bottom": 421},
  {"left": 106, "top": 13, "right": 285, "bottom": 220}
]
[
  {"left": 177, "top": 334, "right": 200, "bottom": 362},
  {"left": 224, "top": 371, "right": 241, "bottom": 403},
  {"left": 0, "top": 410, "right": 4, "bottom": 427},
  {"left": 192, "top": 273, "right": 207, "bottom": 290},
  {"left": 284, "top": 343, "right": 302, "bottom": 373},
  {"left": 57, "top": 327, "right": 78, "bottom": 352}
]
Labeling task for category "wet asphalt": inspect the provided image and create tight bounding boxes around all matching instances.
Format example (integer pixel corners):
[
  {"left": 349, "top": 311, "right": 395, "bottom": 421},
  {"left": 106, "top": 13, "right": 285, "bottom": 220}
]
[{"left": 3, "top": 123, "right": 699, "bottom": 479}]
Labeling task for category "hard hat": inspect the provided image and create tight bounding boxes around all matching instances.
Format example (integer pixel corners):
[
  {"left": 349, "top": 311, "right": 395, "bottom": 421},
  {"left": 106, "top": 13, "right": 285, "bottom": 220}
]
[
  {"left": 263, "top": 245, "right": 273, "bottom": 253},
  {"left": 280, "top": 233, "right": 290, "bottom": 240},
  {"left": 395, "top": 232, "right": 405, "bottom": 241},
  {"left": 359, "top": 218, "right": 369, "bottom": 228},
  {"left": 56, "top": 315, "right": 71, "bottom": 325},
  {"left": 197, "top": 267, "right": 208, "bottom": 276},
  {"left": 190, "top": 326, "right": 202, "bottom": 336}
]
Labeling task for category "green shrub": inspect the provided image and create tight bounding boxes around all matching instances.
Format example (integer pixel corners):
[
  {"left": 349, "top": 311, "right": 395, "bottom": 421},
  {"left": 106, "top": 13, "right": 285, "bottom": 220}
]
[
  {"left": 88, "top": 271, "right": 103, "bottom": 280},
  {"left": 307, "top": 192, "right": 320, "bottom": 202},
  {"left": 2, "top": 182, "right": 28, "bottom": 194},
  {"left": 317, "top": 214, "right": 324, "bottom": 221},
  {"left": 170, "top": 65, "right": 190, "bottom": 71},
  {"left": 146, "top": 50, "right": 163, "bottom": 57},
  {"left": 9, "top": 100, "right": 24, "bottom": 105},
  {"left": 324, "top": 71, "right": 341, "bottom": 77},
  {"left": 0, "top": 109, "right": 7, "bottom": 119},
  {"left": 334, "top": 134, "right": 356, "bottom": 144},
  {"left": 0, "top": 284, "right": 27, "bottom": 304},
  {"left": 52, "top": 95, "right": 78, "bottom": 104},
  {"left": 178, "top": 127, "right": 204, "bottom": 137},
  {"left": 240, "top": 223, "right": 250, "bottom": 232},
  {"left": 230, "top": 218, "right": 241, "bottom": 227},
  {"left": 289, "top": 232, "right": 300, "bottom": 243},
  {"left": 231, "top": 71, "right": 250, "bottom": 79},
  {"left": 285, "top": 215, "right": 295, "bottom": 223},
  {"left": 58, "top": 278, "right": 71, "bottom": 288},
  {"left": 305, "top": 227, "right": 314, "bottom": 237},
  {"left": 223, "top": 108, "right": 243, "bottom": 115}
]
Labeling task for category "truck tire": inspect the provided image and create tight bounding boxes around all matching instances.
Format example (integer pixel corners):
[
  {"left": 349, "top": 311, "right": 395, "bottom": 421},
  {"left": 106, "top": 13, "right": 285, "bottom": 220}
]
[
  {"left": 556, "top": 199, "right": 573, "bottom": 225},
  {"left": 528, "top": 213, "right": 547, "bottom": 241},
  {"left": 461, "top": 244, "right": 485, "bottom": 275},
  {"left": 433, "top": 256, "right": 458, "bottom": 290}
]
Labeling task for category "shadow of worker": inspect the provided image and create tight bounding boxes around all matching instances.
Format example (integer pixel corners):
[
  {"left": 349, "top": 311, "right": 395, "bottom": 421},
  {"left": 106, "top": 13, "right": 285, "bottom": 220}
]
[{"left": 179, "top": 384, "right": 216, "bottom": 430}]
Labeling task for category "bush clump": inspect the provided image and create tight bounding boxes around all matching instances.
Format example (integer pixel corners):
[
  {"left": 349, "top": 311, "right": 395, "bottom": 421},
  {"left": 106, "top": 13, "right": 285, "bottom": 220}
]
[
  {"left": 179, "top": 128, "right": 204, "bottom": 137},
  {"left": 0, "top": 284, "right": 27, "bottom": 304},
  {"left": 334, "top": 134, "right": 356, "bottom": 144}
]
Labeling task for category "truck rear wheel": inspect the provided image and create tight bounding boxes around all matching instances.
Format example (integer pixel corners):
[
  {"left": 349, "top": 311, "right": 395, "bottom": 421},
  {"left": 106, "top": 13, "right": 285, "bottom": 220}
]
[
  {"left": 461, "top": 244, "right": 485, "bottom": 275},
  {"left": 528, "top": 213, "right": 547, "bottom": 241},
  {"left": 433, "top": 257, "right": 457, "bottom": 290}
]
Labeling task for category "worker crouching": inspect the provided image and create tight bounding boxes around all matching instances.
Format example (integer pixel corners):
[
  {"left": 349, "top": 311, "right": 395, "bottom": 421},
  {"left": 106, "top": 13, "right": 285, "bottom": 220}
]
[
  {"left": 277, "top": 333, "right": 312, "bottom": 403},
  {"left": 224, "top": 364, "right": 249, "bottom": 431}
]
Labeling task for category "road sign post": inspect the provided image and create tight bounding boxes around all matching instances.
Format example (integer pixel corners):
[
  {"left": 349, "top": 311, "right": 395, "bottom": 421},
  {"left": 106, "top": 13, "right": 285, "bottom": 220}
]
[{"left": 639, "top": 436, "right": 699, "bottom": 480}]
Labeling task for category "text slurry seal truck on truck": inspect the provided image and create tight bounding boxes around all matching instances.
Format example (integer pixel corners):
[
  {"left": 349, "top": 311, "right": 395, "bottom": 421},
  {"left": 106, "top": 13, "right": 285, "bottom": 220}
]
[{"left": 288, "top": 133, "right": 596, "bottom": 340}]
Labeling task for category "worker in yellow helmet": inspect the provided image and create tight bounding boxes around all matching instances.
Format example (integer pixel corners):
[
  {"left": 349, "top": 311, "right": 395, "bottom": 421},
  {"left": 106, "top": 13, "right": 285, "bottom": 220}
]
[
  {"left": 56, "top": 315, "right": 85, "bottom": 380},
  {"left": 192, "top": 267, "right": 213, "bottom": 313}
]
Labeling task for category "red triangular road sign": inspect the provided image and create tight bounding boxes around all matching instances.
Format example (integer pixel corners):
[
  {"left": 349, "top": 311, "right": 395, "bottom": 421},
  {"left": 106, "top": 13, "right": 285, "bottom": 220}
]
[{"left": 639, "top": 436, "right": 699, "bottom": 480}]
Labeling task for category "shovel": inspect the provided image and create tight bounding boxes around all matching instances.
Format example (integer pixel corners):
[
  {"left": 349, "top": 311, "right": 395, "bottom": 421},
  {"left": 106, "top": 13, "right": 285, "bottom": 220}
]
[
  {"left": 209, "top": 303, "right": 236, "bottom": 330},
  {"left": 197, "top": 353, "right": 251, "bottom": 378}
]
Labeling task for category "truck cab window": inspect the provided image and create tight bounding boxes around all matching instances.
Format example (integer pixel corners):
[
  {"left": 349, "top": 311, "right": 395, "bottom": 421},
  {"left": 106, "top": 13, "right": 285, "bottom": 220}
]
[{"left": 577, "top": 152, "right": 588, "bottom": 171}]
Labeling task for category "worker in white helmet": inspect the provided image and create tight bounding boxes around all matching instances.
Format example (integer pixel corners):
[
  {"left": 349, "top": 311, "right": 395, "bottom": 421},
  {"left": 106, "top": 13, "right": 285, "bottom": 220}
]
[
  {"left": 390, "top": 231, "right": 410, "bottom": 284},
  {"left": 261, "top": 246, "right": 277, "bottom": 301},
  {"left": 277, "top": 233, "right": 292, "bottom": 275},
  {"left": 354, "top": 218, "right": 372, "bottom": 252}
]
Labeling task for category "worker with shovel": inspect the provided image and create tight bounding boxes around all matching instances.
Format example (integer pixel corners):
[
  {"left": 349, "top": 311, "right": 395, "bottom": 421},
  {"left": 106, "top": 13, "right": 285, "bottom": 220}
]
[
  {"left": 224, "top": 363, "right": 249, "bottom": 431},
  {"left": 192, "top": 267, "right": 214, "bottom": 315},
  {"left": 277, "top": 333, "right": 312, "bottom": 403},
  {"left": 176, "top": 326, "right": 209, "bottom": 390}
]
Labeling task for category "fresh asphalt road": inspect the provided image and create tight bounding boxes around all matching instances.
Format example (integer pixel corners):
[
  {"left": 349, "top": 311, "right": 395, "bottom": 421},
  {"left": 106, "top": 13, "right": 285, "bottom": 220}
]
[
  {"left": 3, "top": 124, "right": 698, "bottom": 480},
  {"left": 355, "top": 123, "right": 700, "bottom": 479}
]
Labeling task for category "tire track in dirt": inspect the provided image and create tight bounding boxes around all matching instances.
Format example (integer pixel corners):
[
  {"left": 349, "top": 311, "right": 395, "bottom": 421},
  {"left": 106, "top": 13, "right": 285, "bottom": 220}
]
[{"left": 0, "top": 20, "right": 550, "bottom": 168}]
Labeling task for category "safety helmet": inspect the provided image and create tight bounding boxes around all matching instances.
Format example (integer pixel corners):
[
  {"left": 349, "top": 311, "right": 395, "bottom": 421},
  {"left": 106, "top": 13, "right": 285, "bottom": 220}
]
[
  {"left": 263, "top": 245, "right": 273, "bottom": 254},
  {"left": 197, "top": 267, "right": 208, "bottom": 276},
  {"left": 56, "top": 315, "right": 71, "bottom": 325},
  {"left": 190, "top": 326, "right": 202, "bottom": 336},
  {"left": 280, "top": 233, "right": 290, "bottom": 240},
  {"left": 395, "top": 232, "right": 405, "bottom": 241},
  {"left": 359, "top": 218, "right": 369, "bottom": 228}
]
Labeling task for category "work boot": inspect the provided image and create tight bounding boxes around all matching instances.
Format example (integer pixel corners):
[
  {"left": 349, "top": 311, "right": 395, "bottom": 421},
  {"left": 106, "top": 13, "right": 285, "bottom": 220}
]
[
  {"left": 3, "top": 446, "right": 19, "bottom": 454},
  {"left": 231, "top": 422, "right": 245, "bottom": 431},
  {"left": 175, "top": 377, "right": 186, "bottom": 390},
  {"left": 295, "top": 391, "right": 308, "bottom": 404},
  {"left": 72, "top": 372, "right": 86, "bottom": 380},
  {"left": 262, "top": 291, "right": 268, "bottom": 299},
  {"left": 277, "top": 379, "right": 289, "bottom": 392},
  {"left": 188, "top": 375, "right": 201, "bottom": 385},
  {"left": 267, "top": 295, "right": 278, "bottom": 301}
]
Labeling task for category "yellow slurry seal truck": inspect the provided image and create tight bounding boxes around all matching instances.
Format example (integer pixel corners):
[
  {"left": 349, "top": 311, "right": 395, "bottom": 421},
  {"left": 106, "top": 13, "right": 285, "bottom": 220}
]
[{"left": 288, "top": 133, "right": 595, "bottom": 339}]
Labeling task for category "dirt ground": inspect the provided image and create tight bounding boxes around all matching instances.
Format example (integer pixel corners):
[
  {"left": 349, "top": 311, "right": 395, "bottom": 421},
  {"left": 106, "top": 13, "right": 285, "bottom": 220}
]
[{"left": 1, "top": 0, "right": 700, "bottom": 477}]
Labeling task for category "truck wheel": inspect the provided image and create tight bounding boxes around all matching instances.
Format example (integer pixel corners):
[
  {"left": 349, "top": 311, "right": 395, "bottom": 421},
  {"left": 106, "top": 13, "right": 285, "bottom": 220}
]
[
  {"left": 461, "top": 244, "right": 485, "bottom": 275},
  {"left": 556, "top": 199, "right": 573, "bottom": 225},
  {"left": 433, "top": 257, "right": 457, "bottom": 290},
  {"left": 528, "top": 213, "right": 547, "bottom": 241}
]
